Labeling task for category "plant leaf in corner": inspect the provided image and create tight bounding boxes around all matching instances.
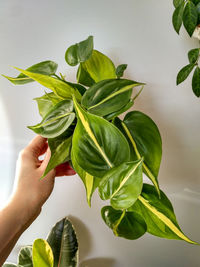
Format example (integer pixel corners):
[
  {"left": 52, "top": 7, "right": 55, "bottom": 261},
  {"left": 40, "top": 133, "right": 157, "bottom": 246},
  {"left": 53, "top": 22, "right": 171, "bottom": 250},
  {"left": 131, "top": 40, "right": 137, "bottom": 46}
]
[
  {"left": 183, "top": 1, "right": 198, "bottom": 37},
  {"left": 172, "top": 2, "right": 185, "bottom": 34}
]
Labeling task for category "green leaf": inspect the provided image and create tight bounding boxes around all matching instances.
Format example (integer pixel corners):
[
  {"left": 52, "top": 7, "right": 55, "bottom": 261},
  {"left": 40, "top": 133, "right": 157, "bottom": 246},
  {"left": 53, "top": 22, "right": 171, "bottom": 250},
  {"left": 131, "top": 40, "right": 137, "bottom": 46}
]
[
  {"left": 196, "top": 2, "right": 200, "bottom": 23},
  {"left": 2, "top": 264, "right": 19, "bottom": 267},
  {"left": 28, "top": 100, "right": 75, "bottom": 138},
  {"left": 32, "top": 239, "right": 54, "bottom": 267},
  {"left": 71, "top": 149, "right": 100, "bottom": 206},
  {"left": 71, "top": 97, "right": 130, "bottom": 177},
  {"left": 65, "top": 36, "right": 93, "bottom": 66},
  {"left": 172, "top": 2, "right": 185, "bottom": 34},
  {"left": 99, "top": 159, "right": 143, "bottom": 210},
  {"left": 192, "top": 66, "right": 200, "bottom": 97},
  {"left": 183, "top": 1, "right": 198, "bottom": 37},
  {"left": 47, "top": 218, "right": 78, "bottom": 267},
  {"left": 104, "top": 99, "right": 134, "bottom": 121},
  {"left": 116, "top": 64, "right": 128, "bottom": 78},
  {"left": 82, "top": 79, "right": 144, "bottom": 117},
  {"left": 114, "top": 111, "right": 162, "bottom": 196},
  {"left": 34, "top": 92, "right": 62, "bottom": 118},
  {"left": 129, "top": 184, "right": 198, "bottom": 244},
  {"left": 101, "top": 206, "right": 147, "bottom": 240},
  {"left": 65, "top": 81, "right": 86, "bottom": 96},
  {"left": 77, "top": 50, "right": 116, "bottom": 84},
  {"left": 13, "top": 67, "right": 82, "bottom": 101},
  {"left": 173, "top": 0, "right": 184, "bottom": 8},
  {"left": 2, "top": 61, "right": 58, "bottom": 85},
  {"left": 18, "top": 246, "right": 33, "bottom": 267},
  {"left": 188, "top": 48, "right": 199, "bottom": 63},
  {"left": 176, "top": 63, "right": 195, "bottom": 85},
  {"left": 41, "top": 135, "right": 73, "bottom": 178},
  {"left": 76, "top": 63, "right": 95, "bottom": 87}
]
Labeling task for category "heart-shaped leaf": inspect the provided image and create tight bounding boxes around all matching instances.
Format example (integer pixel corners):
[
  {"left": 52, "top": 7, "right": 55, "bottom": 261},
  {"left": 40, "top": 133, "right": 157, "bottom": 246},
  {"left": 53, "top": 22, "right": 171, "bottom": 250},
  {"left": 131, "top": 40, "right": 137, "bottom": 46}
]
[
  {"left": 82, "top": 79, "right": 143, "bottom": 116},
  {"left": 18, "top": 246, "right": 33, "bottom": 267},
  {"left": 114, "top": 111, "right": 162, "bottom": 195},
  {"left": 28, "top": 100, "right": 75, "bottom": 138},
  {"left": 71, "top": 149, "right": 100, "bottom": 206},
  {"left": 34, "top": 92, "right": 62, "bottom": 118},
  {"left": 32, "top": 239, "right": 54, "bottom": 267},
  {"left": 129, "top": 184, "right": 198, "bottom": 244},
  {"left": 99, "top": 159, "right": 143, "bottom": 210},
  {"left": 71, "top": 97, "right": 130, "bottom": 177},
  {"left": 13, "top": 67, "right": 82, "bottom": 100},
  {"left": 47, "top": 218, "right": 78, "bottom": 267},
  {"left": 2, "top": 61, "right": 58, "bottom": 85},
  {"left": 77, "top": 50, "right": 116, "bottom": 85},
  {"left": 65, "top": 36, "right": 93, "bottom": 66},
  {"left": 101, "top": 206, "right": 147, "bottom": 240}
]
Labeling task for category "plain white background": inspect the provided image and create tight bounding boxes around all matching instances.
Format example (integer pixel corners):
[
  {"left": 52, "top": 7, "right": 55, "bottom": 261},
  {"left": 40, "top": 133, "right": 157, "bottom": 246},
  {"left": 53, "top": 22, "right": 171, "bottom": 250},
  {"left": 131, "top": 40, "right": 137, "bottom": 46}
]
[{"left": 0, "top": 0, "right": 200, "bottom": 266}]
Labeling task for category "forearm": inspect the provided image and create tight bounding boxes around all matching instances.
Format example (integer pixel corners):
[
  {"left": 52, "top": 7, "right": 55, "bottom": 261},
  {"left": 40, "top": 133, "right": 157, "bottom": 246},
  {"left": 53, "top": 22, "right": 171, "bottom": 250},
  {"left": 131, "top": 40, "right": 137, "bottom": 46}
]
[{"left": 0, "top": 195, "right": 41, "bottom": 265}]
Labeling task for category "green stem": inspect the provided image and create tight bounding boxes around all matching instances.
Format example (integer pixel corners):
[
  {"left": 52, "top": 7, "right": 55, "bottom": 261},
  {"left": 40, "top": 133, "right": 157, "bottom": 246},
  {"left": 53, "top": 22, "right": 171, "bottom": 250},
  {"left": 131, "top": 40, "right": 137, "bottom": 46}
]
[{"left": 132, "top": 85, "right": 144, "bottom": 102}]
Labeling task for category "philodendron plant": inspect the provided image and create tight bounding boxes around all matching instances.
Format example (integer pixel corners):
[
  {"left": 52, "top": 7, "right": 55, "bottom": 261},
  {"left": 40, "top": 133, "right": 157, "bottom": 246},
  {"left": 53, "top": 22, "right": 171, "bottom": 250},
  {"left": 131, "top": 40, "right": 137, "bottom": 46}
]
[
  {"left": 3, "top": 36, "right": 198, "bottom": 244},
  {"left": 3, "top": 217, "right": 79, "bottom": 267},
  {"left": 172, "top": 0, "right": 200, "bottom": 97}
]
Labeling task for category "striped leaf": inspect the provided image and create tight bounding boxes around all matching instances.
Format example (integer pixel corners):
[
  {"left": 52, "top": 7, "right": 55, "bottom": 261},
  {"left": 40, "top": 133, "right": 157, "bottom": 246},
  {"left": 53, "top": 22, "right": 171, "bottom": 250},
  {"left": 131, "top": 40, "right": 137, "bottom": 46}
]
[
  {"left": 18, "top": 246, "right": 33, "bottom": 267},
  {"left": 101, "top": 206, "right": 147, "bottom": 240},
  {"left": 2, "top": 60, "right": 58, "bottom": 85},
  {"left": 99, "top": 159, "right": 143, "bottom": 210},
  {"left": 82, "top": 79, "right": 143, "bottom": 116},
  {"left": 28, "top": 100, "right": 75, "bottom": 138},
  {"left": 113, "top": 111, "right": 162, "bottom": 196},
  {"left": 71, "top": 97, "right": 130, "bottom": 177},
  {"left": 71, "top": 149, "right": 100, "bottom": 206},
  {"left": 129, "top": 184, "right": 198, "bottom": 244},
  {"left": 13, "top": 67, "right": 82, "bottom": 100}
]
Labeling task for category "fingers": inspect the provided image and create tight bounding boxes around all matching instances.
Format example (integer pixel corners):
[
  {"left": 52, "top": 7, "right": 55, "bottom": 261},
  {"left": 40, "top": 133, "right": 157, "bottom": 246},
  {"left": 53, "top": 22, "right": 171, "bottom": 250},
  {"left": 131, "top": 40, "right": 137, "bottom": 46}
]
[
  {"left": 55, "top": 162, "right": 76, "bottom": 176},
  {"left": 27, "top": 135, "right": 48, "bottom": 158},
  {"left": 40, "top": 148, "right": 51, "bottom": 170}
]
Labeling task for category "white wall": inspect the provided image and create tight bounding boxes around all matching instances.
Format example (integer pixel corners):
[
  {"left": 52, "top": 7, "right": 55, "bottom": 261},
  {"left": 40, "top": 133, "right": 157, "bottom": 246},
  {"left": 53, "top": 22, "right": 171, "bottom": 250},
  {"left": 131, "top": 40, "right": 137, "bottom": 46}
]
[{"left": 0, "top": 0, "right": 200, "bottom": 266}]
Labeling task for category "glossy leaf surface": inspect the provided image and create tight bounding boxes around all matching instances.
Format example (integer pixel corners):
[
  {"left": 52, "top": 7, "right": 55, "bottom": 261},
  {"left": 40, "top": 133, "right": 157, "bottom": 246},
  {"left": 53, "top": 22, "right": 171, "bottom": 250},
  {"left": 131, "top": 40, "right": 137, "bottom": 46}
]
[
  {"left": 176, "top": 63, "right": 195, "bottom": 85},
  {"left": 2, "top": 61, "right": 58, "bottom": 85},
  {"left": 13, "top": 67, "right": 82, "bottom": 100},
  {"left": 104, "top": 99, "right": 134, "bottom": 121},
  {"left": 32, "top": 239, "right": 54, "bottom": 267},
  {"left": 28, "top": 100, "right": 75, "bottom": 138},
  {"left": 129, "top": 184, "right": 198, "bottom": 244},
  {"left": 47, "top": 218, "right": 78, "bottom": 267},
  {"left": 65, "top": 36, "right": 93, "bottom": 66},
  {"left": 116, "top": 64, "right": 128, "bottom": 78},
  {"left": 114, "top": 111, "right": 162, "bottom": 195},
  {"left": 192, "top": 66, "right": 200, "bottom": 97},
  {"left": 172, "top": 2, "right": 185, "bottom": 34},
  {"left": 76, "top": 63, "right": 95, "bottom": 87},
  {"left": 82, "top": 79, "right": 143, "bottom": 116},
  {"left": 183, "top": 1, "right": 198, "bottom": 36},
  {"left": 72, "top": 97, "right": 130, "bottom": 177},
  {"left": 99, "top": 159, "right": 143, "bottom": 210},
  {"left": 101, "top": 206, "right": 147, "bottom": 240},
  {"left": 188, "top": 48, "right": 199, "bottom": 64},
  {"left": 77, "top": 50, "right": 116, "bottom": 85},
  {"left": 41, "top": 135, "right": 72, "bottom": 178},
  {"left": 18, "top": 246, "right": 33, "bottom": 267},
  {"left": 34, "top": 92, "right": 62, "bottom": 118}
]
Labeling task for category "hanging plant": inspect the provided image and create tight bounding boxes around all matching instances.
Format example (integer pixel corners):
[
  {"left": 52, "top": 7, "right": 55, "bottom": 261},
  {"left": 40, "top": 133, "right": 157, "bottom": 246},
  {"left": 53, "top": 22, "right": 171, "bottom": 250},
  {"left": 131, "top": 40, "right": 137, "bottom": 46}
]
[
  {"left": 172, "top": 0, "right": 200, "bottom": 97},
  {"left": 2, "top": 36, "right": 198, "bottom": 244}
]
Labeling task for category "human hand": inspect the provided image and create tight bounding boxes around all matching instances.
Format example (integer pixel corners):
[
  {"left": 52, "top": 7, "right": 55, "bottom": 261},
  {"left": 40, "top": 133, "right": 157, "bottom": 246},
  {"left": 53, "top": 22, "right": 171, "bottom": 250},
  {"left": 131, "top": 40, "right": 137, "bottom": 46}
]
[{"left": 11, "top": 135, "right": 76, "bottom": 223}]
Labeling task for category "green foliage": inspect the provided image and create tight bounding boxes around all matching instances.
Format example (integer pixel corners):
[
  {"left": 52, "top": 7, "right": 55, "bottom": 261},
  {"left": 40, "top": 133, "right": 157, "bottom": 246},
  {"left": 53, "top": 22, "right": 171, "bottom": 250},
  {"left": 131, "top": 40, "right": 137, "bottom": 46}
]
[
  {"left": 172, "top": 1, "right": 200, "bottom": 97},
  {"left": 3, "top": 218, "right": 78, "bottom": 267},
  {"left": 3, "top": 36, "right": 198, "bottom": 244},
  {"left": 2, "top": 61, "right": 58, "bottom": 85}
]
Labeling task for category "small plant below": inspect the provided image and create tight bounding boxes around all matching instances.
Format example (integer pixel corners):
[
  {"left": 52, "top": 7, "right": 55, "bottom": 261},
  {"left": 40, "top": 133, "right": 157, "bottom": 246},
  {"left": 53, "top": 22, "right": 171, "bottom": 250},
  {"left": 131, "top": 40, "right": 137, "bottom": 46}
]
[
  {"left": 3, "top": 217, "right": 78, "bottom": 267},
  {"left": 3, "top": 36, "right": 198, "bottom": 244}
]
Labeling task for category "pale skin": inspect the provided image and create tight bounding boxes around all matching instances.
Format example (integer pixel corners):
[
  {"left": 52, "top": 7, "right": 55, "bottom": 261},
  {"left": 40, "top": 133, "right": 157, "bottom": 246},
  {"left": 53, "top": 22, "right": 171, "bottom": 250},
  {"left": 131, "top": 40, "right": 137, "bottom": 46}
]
[{"left": 0, "top": 135, "right": 76, "bottom": 265}]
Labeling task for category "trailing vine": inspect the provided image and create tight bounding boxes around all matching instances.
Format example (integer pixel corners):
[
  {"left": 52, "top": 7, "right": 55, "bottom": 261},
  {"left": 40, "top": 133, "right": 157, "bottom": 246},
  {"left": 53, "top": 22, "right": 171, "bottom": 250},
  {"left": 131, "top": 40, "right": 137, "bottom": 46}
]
[{"left": 172, "top": 0, "right": 200, "bottom": 97}]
